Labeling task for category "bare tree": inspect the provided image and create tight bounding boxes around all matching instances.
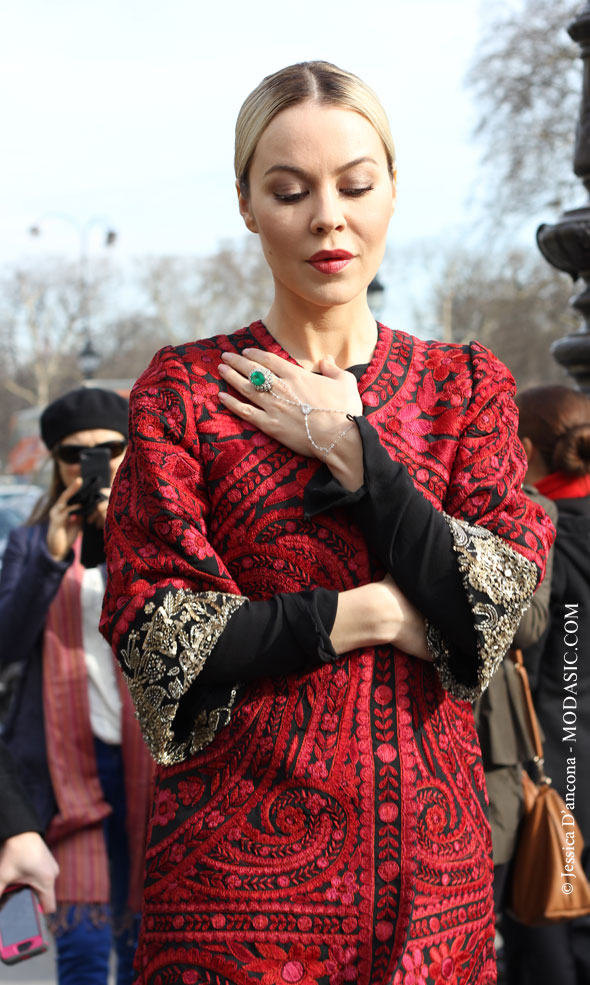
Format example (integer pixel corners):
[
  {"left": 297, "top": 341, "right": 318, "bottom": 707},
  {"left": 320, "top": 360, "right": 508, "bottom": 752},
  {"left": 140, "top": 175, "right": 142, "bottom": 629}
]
[
  {"left": 0, "top": 257, "right": 122, "bottom": 468},
  {"left": 134, "top": 238, "right": 273, "bottom": 350},
  {"left": 0, "top": 260, "right": 82, "bottom": 408},
  {"left": 467, "top": 0, "right": 581, "bottom": 224},
  {"left": 135, "top": 255, "right": 207, "bottom": 345},
  {"left": 197, "top": 239, "right": 274, "bottom": 333},
  {"left": 97, "top": 314, "right": 177, "bottom": 384},
  {"left": 413, "top": 247, "right": 578, "bottom": 388}
]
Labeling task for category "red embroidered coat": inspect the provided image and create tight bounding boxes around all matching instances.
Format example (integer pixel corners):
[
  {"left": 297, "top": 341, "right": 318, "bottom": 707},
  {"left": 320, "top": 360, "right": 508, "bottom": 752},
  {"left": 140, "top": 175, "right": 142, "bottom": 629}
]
[{"left": 101, "top": 322, "right": 553, "bottom": 985}]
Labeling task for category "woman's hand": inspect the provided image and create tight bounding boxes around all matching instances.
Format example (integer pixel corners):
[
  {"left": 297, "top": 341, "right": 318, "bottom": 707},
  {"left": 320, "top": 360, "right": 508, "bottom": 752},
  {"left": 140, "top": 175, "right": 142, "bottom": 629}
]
[
  {"left": 87, "top": 488, "right": 110, "bottom": 531},
  {"left": 0, "top": 832, "right": 59, "bottom": 914},
  {"left": 379, "top": 575, "right": 431, "bottom": 661},
  {"left": 218, "top": 348, "right": 364, "bottom": 486},
  {"left": 46, "top": 478, "right": 83, "bottom": 562},
  {"left": 331, "top": 575, "right": 431, "bottom": 662}
]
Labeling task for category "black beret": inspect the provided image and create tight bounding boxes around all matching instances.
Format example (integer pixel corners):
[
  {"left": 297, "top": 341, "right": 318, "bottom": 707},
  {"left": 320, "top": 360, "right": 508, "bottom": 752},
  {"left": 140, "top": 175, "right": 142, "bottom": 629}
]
[{"left": 40, "top": 387, "right": 129, "bottom": 450}]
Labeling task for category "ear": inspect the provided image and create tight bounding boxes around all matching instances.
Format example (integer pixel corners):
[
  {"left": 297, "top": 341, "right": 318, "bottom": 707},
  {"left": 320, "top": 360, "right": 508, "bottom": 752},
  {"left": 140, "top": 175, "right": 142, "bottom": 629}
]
[
  {"left": 390, "top": 168, "right": 397, "bottom": 217},
  {"left": 521, "top": 436, "right": 535, "bottom": 462},
  {"left": 236, "top": 180, "right": 258, "bottom": 234},
  {"left": 520, "top": 436, "right": 548, "bottom": 484}
]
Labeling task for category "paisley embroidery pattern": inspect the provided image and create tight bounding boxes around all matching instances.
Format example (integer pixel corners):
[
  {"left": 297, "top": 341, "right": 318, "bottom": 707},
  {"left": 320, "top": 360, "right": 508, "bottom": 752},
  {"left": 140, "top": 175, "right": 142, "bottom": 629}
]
[{"left": 102, "top": 322, "right": 554, "bottom": 984}]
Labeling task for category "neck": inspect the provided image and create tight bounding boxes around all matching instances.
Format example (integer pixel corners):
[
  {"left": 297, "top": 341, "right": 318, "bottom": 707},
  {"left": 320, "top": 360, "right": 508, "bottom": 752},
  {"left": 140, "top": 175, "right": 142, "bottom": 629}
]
[{"left": 264, "top": 292, "right": 378, "bottom": 371}]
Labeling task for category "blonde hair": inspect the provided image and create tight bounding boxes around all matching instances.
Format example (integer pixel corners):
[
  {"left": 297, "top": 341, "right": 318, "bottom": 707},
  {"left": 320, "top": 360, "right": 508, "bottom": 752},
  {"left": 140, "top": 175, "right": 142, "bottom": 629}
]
[{"left": 235, "top": 61, "right": 396, "bottom": 194}]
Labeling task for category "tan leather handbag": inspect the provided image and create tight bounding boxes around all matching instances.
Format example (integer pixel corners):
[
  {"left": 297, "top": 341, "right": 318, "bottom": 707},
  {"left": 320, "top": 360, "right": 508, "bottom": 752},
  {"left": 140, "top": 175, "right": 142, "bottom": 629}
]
[{"left": 509, "top": 649, "right": 590, "bottom": 925}]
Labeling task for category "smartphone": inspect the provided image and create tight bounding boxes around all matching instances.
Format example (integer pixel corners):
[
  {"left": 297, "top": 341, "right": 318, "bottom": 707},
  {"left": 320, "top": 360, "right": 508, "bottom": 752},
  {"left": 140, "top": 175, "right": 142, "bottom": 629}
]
[
  {"left": 67, "top": 447, "right": 111, "bottom": 567},
  {"left": 0, "top": 885, "right": 48, "bottom": 964},
  {"left": 68, "top": 447, "right": 111, "bottom": 517}
]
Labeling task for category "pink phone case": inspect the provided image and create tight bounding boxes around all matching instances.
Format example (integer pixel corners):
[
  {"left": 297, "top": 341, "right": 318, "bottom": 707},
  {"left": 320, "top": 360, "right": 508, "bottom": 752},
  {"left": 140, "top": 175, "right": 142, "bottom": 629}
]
[{"left": 0, "top": 885, "right": 48, "bottom": 964}]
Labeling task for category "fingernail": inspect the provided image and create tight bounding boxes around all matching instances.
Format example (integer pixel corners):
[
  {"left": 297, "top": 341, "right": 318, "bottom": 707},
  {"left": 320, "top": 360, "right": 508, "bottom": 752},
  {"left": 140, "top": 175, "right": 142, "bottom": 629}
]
[{"left": 221, "top": 351, "right": 234, "bottom": 361}]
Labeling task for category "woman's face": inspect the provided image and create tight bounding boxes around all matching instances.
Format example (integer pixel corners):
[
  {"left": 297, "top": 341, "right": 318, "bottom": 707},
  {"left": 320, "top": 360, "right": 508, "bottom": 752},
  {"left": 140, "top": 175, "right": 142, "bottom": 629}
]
[
  {"left": 54, "top": 428, "right": 127, "bottom": 489},
  {"left": 237, "top": 101, "right": 396, "bottom": 312}
]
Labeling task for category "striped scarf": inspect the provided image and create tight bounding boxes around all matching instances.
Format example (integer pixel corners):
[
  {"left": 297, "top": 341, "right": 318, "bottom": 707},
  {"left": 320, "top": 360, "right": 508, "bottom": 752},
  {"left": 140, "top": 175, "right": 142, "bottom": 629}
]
[{"left": 43, "top": 538, "right": 154, "bottom": 908}]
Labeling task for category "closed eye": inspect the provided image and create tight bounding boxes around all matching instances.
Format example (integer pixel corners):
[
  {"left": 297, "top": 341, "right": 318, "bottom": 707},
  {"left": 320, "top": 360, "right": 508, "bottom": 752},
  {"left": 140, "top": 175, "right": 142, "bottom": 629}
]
[
  {"left": 273, "top": 185, "right": 373, "bottom": 203},
  {"left": 274, "top": 191, "right": 309, "bottom": 203},
  {"left": 341, "top": 185, "right": 374, "bottom": 197}
]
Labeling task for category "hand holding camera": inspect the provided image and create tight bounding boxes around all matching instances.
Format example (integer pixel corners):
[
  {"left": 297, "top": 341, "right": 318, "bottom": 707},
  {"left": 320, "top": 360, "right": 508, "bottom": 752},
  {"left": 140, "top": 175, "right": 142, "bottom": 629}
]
[{"left": 47, "top": 447, "right": 111, "bottom": 566}]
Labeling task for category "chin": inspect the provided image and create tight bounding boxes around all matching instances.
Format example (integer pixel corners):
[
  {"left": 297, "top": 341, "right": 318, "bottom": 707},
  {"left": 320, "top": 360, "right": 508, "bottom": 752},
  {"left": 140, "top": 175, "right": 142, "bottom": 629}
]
[{"left": 301, "top": 278, "right": 366, "bottom": 309}]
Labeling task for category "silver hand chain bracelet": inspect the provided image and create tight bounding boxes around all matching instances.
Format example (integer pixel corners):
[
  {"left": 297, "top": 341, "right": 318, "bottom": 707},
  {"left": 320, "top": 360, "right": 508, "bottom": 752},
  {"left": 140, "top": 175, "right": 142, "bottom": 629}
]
[{"left": 270, "top": 383, "right": 355, "bottom": 456}]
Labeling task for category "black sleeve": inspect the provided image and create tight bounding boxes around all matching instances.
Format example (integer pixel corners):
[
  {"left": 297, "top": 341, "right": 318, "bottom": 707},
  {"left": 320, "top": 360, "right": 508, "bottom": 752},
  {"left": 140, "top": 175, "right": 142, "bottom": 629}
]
[
  {"left": 173, "top": 588, "right": 338, "bottom": 739},
  {"left": 199, "top": 587, "right": 338, "bottom": 684},
  {"left": 304, "top": 415, "right": 478, "bottom": 663},
  {"left": 0, "top": 739, "right": 43, "bottom": 840}
]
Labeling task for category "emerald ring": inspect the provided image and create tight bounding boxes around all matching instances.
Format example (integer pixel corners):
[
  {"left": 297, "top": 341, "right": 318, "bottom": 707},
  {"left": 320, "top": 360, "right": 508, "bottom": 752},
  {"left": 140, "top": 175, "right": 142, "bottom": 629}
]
[{"left": 250, "top": 368, "right": 274, "bottom": 393}]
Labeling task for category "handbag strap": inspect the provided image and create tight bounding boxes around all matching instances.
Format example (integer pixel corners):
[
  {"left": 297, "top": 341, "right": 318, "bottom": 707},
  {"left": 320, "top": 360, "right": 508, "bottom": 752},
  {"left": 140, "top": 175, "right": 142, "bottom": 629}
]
[{"left": 511, "top": 648, "right": 550, "bottom": 783}]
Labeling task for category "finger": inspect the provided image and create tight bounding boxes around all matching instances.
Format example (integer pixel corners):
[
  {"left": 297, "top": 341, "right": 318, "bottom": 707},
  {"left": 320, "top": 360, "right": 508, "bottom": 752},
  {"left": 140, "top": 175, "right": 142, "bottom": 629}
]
[
  {"left": 321, "top": 354, "right": 360, "bottom": 383},
  {"left": 319, "top": 354, "right": 349, "bottom": 379},
  {"left": 221, "top": 350, "right": 286, "bottom": 383},
  {"left": 219, "top": 363, "right": 274, "bottom": 405},
  {"left": 240, "top": 348, "right": 299, "bottom": 376},
  {"left": 218, "top": 390, "right": 271, "bottom": 426},
  {"left": 88, "top": 511, "right": 106, "bottom": 530},
  {"left": 56, "top": 477, "right": 82, "bottom": 508},
  {"left": 37, "top": 884, "right": 57, "bottom": 915}
]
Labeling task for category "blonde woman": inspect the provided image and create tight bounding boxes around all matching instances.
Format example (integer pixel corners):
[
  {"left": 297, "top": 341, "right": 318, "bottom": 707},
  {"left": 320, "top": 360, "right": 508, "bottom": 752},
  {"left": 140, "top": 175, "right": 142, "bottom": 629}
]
[{"left": 101, "top": 62, "right": 554, "bottom": 985}]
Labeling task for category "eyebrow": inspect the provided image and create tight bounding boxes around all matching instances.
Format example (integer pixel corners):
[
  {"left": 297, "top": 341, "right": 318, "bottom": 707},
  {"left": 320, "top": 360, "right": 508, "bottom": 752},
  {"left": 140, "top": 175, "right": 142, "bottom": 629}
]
[{"left": 263, "top": 156, "right": 379, "bottom": 179}]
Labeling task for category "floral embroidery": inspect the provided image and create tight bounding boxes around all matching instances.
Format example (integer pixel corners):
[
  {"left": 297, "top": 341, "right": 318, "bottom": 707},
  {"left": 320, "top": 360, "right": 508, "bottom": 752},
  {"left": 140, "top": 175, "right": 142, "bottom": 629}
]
[
  {"left": 153, "top": 787, "right": 178, "bottom": 826},
  {"left": 325, "top": 870, "right": 358, "bottom": 904},
  {"left": 118, "top": 589, "right": 245, "bottom": 764},
  {"left": 426, "top": 515, "right": 538, "bottom": 700},
  {"left": 425, "top": 348, "right": 470, "bottom": 381},
  {"left": 392, "top": 947, "right": 429, "bottom": 985},
  {"left": 429, "top": 936, "right": 469, "bottom": 985},
  {"left": 241, "top": 943, "right": 326, "bottom": 985},
  {"left": 326, "top": 945, "right": 358, "bottom": 985}
]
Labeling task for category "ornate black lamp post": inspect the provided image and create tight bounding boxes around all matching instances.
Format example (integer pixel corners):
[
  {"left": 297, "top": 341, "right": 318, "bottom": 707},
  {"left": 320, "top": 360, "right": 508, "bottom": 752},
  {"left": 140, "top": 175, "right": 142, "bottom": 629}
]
[
  {"left": 536, "top": 1, "right": 590, "bottom": 390},
  {"left": 78, "top": 335, "right": 102, "bottom": 380},
  {"left": 367, "top": 275, "right": 386, "bottom": 319}
]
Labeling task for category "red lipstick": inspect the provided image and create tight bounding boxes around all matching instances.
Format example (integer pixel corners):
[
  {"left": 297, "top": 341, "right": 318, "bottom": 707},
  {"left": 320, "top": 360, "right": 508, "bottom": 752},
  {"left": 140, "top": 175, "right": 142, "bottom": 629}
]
[{"left": 306, "top": 250, "right": 354, "bottom": 274}]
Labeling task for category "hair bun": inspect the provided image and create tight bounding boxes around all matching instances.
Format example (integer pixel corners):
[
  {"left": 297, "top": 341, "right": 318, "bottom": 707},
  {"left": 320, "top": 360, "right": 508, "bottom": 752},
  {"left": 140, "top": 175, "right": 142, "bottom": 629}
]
[{"left": 552, "top": 423, "right": 590, "bottom": 476}]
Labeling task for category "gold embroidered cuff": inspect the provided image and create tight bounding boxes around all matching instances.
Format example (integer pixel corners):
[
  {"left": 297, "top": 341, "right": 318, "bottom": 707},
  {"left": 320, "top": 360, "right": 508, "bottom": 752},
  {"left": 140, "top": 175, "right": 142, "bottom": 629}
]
[
  {"left": 426, "top": 515, "right": 538, "bottom": 701},
  {"left": 119, "top": 589, "right": 246, "bottom": 764}
]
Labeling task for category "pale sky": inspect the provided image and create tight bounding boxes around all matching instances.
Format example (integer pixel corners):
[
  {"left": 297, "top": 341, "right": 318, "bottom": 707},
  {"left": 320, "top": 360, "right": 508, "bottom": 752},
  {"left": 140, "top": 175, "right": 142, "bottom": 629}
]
[{"left": 2, "top": 0, "right": 484, "bottom": 272}]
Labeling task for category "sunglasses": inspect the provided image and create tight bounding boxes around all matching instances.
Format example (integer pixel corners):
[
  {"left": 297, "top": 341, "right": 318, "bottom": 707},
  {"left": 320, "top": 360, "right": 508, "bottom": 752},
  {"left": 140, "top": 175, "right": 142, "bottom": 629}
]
[{"left": 55, "top": 440, "right": 128, "bottom": 465}]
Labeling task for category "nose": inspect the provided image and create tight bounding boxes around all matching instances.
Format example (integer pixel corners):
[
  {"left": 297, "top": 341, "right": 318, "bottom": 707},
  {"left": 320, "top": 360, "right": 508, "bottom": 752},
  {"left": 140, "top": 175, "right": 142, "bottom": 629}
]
[{"left": 309, "top": 187, "right": 346, "bottom": 235}]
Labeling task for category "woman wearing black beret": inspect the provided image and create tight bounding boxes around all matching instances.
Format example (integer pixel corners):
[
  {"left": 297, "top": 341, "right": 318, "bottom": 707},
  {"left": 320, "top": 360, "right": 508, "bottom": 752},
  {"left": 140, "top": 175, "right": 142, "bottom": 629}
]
[{"left": 0, "top": 387, "right": 154, "bottom": 985}]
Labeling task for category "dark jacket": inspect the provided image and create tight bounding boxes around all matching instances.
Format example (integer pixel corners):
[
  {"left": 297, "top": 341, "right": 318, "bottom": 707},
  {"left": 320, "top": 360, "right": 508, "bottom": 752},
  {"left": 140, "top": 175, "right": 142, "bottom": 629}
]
[
  {"left": 523, "top": 495, "right": 590, "bottom": 854},
  {"left": 475, "top": 488, "right": 557, "bottom": 865},
  {"left": 0, "top": 737, "right": 42, "bottom": 840},
  {"left": 0, "top": 523, "right": 73, "bottom": 829}
]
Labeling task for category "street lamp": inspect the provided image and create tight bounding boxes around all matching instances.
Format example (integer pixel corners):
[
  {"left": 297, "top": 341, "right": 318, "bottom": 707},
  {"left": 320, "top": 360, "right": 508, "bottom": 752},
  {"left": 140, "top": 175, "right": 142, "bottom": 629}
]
[
  {"left": 28, "top": 214, "right": 117, "bottom": 383},
  {"left": 367, "top": 275, "right": 386, "bottom": 319},
  {"left": 78, "top": 335, "right": 101, "bottom": 380},
  {"left": 28, "top": 214, "right": 117, "bottom": 286},
  {"left": 536, "top": 2, "right": 590, "bottom": 390}
]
